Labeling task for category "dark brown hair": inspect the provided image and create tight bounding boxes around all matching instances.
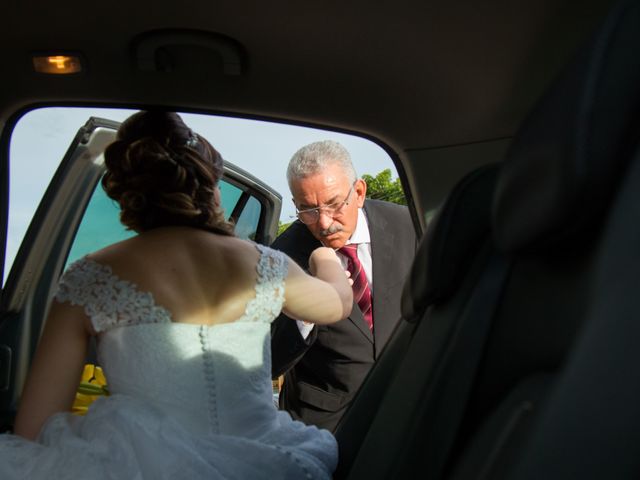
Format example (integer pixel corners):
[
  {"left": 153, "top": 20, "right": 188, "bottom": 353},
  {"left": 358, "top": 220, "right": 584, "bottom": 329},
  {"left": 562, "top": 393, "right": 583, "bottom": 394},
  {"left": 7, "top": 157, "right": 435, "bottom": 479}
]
[{"left": 101, "top": 111, "right": 234, "bottom": 235}]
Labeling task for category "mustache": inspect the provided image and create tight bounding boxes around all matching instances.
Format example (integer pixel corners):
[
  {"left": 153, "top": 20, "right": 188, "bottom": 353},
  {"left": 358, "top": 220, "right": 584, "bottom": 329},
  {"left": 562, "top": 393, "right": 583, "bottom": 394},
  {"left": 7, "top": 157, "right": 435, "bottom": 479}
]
[{"left": 320, "top": 223, "right": 343, "bottom": 236}]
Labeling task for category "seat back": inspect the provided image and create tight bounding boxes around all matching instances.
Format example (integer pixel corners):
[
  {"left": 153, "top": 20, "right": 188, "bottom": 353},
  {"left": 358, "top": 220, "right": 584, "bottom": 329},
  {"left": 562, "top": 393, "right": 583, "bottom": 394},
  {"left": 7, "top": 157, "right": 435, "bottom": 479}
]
[
  {"left": 337, "top": 163, "right": 501, "bottom": 479},
  {"left": 339, "top": 0, "right": 640, "bottom": 477},
  {"left": 448, "top": 2, "right": 640, "bottom": 476}
]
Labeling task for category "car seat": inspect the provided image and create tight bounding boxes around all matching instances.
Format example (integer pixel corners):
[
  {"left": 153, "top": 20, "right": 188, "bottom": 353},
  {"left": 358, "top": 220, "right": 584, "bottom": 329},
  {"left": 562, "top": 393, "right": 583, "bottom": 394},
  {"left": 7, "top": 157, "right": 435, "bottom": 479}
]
[
  {"left": 336, "top": 161, "right": 503, "bottom": 480},
  {"left": 336, "top": 0, "right": 640, "bottom": 477}
]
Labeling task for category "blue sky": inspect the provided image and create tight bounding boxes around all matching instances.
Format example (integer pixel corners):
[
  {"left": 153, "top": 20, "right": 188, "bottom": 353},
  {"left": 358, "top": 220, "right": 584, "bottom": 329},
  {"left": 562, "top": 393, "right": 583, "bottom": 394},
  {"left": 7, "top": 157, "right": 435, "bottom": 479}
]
[{"left": 6, "top": 107, "right": 397, "bottom": 277}]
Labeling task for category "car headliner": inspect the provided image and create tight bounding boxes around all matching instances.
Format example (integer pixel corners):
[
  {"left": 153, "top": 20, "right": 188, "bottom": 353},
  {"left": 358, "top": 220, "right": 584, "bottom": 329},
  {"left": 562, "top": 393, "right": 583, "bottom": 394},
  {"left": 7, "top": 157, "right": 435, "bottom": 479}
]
[{"left": 0, "top": 0, "right": 617, "bottom": 222}]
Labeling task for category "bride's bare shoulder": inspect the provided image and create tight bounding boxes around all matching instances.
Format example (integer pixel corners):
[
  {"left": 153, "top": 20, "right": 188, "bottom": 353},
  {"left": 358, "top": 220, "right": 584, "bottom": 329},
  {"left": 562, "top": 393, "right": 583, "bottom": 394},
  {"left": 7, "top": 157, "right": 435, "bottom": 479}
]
[{"left": 85, "top": 228, "right": 263, "bottom": 276}]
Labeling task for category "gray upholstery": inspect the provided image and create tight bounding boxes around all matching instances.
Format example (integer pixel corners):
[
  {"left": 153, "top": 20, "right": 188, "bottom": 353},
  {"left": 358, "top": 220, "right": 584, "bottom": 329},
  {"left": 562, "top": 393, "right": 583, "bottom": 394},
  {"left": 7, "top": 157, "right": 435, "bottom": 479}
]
[
  {"left": 339, "top": 0, "right": 640, "bottom": 478},
  {"left": 401, "top": 164, "right": 498, "bottom": 322},
  {"left": 493, "top": 0, "right": 640, "bottom": 253}
]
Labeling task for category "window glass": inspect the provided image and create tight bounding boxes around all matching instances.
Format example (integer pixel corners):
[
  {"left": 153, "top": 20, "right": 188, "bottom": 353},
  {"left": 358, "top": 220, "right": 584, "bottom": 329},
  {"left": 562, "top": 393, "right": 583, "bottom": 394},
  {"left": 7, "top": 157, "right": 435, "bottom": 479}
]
[
  {"left": 219, "top": 181, "right": 243, "bottom": 214},
  {"left": 65, "top": 178, "right": 262, "bottom": 270},
  {"left": 5, "top": 107, "right": 399, "bottom": 283},
  {"left": 66, "top": 185, "right": 135, "bottom": 267},
  {"left": 235, "top": 195, "right": 261, "bottom": 241}
]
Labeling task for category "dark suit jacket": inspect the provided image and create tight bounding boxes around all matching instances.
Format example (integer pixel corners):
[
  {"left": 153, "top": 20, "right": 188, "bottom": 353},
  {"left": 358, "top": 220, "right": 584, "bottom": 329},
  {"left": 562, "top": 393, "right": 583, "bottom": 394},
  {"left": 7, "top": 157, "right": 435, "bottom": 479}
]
[{"left": 270, "top": 199, "right": 417, "bottom": 431}]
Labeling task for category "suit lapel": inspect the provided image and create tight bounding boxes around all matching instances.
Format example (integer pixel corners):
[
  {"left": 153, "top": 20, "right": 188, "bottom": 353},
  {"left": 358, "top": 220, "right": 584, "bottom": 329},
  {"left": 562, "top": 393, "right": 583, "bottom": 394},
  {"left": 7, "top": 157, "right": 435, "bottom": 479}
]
[
  {"left": 348, "top": 298, "right": 374, "bottom": 342},
  {"left": 367, "top": 201, "right": 397, "bottom": 355}
]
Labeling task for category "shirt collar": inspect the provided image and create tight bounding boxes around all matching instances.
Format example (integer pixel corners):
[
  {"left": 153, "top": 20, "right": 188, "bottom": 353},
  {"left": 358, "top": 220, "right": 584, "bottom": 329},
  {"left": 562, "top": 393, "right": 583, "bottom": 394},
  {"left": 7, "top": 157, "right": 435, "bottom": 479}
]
[{"left": 346, "top": 208, "right": 370, "bottom": 245}]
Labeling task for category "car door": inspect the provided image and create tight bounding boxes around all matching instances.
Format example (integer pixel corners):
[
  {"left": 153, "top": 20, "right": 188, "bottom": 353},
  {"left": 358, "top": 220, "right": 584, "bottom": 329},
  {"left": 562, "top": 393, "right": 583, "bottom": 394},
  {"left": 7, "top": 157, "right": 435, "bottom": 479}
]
[{"left": 0, "top": 116, "right": 281, "bottom": 430}]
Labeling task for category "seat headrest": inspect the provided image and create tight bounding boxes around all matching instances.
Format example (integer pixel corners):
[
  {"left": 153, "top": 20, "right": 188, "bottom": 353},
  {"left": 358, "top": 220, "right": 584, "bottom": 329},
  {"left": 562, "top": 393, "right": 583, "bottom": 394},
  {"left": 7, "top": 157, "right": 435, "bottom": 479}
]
[
  {"left": 493, "top": 0, "right": 640, "bottom": 252},
  {"left": 401, "top": 164, "right": 498, "bottom": 322}
]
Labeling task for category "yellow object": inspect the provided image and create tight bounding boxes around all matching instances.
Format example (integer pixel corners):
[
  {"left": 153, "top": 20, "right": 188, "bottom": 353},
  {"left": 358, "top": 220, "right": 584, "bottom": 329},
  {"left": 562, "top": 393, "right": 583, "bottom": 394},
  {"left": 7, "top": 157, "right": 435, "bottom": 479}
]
[{"left": 72, "top": 364, "right": 109, "bottom": 415}]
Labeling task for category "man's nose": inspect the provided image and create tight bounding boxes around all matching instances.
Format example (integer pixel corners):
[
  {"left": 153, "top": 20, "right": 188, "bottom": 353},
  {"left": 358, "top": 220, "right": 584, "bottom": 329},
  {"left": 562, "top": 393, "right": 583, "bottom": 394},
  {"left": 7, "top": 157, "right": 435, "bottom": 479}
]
[{"left": 317, "top": 210, "right": 334, "bottom": 229}]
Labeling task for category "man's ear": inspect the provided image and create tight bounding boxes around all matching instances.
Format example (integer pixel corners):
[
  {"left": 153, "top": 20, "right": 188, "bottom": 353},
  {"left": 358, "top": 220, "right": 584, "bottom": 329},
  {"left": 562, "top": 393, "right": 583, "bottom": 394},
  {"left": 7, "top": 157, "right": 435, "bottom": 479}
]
[{"left": 355, "top": 178, "right": 367, "bottom": 207}]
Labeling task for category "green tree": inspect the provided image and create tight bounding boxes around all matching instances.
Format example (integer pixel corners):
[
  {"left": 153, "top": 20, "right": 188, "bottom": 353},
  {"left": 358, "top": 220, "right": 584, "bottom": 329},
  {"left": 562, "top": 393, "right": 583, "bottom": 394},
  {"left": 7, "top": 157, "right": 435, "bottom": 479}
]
[
  {"left": 277, "top": 221, "right": 292, "bottom": 236},
  {"left": 362, "top": 168, "right": 406, "bottom": 205}
]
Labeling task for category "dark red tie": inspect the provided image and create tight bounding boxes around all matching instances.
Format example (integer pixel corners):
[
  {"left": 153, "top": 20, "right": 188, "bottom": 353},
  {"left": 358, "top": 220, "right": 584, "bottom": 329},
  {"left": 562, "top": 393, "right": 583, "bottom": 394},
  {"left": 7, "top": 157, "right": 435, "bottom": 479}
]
[{"left": 338, "top": 245, "right": 373, "bottom": 331}]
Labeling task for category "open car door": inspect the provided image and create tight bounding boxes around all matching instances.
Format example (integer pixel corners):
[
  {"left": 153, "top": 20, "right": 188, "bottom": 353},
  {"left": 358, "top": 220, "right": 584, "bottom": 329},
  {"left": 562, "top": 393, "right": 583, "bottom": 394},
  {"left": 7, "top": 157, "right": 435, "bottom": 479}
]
[{"left": 0, "top": 116, "right": 282, "bottom": 430}]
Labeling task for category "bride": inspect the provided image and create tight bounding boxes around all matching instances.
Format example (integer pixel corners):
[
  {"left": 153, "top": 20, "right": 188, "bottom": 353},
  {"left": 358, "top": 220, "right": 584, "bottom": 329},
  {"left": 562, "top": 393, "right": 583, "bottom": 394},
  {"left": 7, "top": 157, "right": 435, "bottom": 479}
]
[{"left": 0, "top": 111, "right": 353, "bottom": 479}]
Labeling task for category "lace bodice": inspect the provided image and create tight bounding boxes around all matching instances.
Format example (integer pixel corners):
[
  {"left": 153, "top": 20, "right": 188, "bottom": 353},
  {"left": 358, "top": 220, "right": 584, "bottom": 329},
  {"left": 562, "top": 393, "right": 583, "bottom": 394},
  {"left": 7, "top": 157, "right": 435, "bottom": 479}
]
[
  {"left": 53, "top": 244, "right": 289, "bottom": 437},
  {"left": 0, "top": 243, "right": 336, "bottom": 480},
  {"left": 54, "top": 243, "right": 288, "bottom": 332}
]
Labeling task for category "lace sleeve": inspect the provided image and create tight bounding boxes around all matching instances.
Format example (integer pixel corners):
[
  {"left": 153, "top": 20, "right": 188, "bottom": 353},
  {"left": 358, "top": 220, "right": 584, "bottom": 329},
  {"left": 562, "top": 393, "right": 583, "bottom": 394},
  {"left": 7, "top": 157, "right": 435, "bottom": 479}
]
[
  {"left": 242, "top": 244, "right": 289, "bottom": 323},
  {"left": 54, "top": 257, "right": 171, "bottom": 333}
]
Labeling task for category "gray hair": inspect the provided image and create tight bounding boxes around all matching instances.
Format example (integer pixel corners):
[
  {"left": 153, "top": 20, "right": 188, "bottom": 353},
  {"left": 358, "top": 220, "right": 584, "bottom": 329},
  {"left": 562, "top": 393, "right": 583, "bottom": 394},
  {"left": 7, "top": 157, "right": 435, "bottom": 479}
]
[{"left": 286, "top": 140, "right": 357, "bottom": 187}]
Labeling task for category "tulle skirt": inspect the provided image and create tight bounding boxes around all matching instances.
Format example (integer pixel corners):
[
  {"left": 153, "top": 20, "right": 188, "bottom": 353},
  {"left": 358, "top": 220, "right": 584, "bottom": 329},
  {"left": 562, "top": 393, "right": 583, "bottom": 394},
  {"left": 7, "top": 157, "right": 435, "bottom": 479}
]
[{"left": 0, "top": 395, "right": 337, "bottom": 480}]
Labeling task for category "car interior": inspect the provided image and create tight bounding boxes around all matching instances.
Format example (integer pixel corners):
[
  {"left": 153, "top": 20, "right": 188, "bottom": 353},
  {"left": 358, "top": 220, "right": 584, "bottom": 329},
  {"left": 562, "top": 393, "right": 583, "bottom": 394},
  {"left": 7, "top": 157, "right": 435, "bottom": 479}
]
[{"left": 1, "top": 0, "right": 638, "bottom": 477}]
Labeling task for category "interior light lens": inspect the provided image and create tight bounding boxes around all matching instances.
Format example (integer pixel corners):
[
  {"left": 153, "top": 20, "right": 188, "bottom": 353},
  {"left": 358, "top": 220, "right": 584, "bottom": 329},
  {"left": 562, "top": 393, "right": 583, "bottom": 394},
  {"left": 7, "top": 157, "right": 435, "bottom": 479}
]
[{"left": 33, "top": 55, "right": 82, "bottom": 74}]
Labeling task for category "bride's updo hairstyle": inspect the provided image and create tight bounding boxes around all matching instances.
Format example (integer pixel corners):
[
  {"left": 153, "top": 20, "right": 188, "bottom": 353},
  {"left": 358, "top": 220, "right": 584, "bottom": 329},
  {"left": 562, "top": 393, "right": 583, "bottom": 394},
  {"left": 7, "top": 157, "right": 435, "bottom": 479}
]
[{"left": 102, "top": 111, "right": 234, "bottom": 235}]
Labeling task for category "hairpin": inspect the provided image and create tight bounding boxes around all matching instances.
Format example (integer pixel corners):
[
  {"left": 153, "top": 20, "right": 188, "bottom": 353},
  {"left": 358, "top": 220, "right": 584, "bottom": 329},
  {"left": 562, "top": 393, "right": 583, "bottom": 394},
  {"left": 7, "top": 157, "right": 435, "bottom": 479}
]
[{"left": 185, "top": 130, "right": 199, "bottom": 148}]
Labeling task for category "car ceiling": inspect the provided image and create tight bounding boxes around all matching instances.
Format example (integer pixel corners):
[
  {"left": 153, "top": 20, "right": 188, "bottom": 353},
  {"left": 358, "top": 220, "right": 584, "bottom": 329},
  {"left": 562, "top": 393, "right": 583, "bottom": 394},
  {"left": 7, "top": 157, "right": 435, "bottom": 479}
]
[{"left": 0, "top": 0, "right": 617, "bottom": 221}]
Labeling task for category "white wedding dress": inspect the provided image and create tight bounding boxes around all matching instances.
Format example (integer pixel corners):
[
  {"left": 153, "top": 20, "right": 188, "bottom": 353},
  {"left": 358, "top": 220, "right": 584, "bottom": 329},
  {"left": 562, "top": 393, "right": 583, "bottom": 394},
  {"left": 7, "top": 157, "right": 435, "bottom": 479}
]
[{"left": 0, "top": 244, "right": 337, "bottom": 479}]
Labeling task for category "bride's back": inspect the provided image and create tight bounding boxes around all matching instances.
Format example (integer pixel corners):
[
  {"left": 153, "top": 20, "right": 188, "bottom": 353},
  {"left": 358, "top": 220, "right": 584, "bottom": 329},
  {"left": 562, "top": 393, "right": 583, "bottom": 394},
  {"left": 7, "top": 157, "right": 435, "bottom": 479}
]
[{"left": 89, "top": 226, "right": 263, "bottom": 327}]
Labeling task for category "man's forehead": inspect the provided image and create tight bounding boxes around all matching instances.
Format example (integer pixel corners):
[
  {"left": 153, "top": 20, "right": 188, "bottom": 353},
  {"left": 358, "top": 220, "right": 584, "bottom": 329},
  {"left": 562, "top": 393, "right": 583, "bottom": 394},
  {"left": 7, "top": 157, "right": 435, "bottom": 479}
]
[
  {"left": 291, "top": 169, "right": 348, "bottom": 197},
  {"left": 292, "top": 186, "right": 342, "bottom": 207}
]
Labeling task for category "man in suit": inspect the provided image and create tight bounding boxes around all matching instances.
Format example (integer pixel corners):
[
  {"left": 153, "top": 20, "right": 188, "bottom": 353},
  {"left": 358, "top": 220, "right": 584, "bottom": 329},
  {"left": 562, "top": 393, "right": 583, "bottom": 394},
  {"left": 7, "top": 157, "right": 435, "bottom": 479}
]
[{"left": 271, "top": 140, "right": 416, "bottom": 432}]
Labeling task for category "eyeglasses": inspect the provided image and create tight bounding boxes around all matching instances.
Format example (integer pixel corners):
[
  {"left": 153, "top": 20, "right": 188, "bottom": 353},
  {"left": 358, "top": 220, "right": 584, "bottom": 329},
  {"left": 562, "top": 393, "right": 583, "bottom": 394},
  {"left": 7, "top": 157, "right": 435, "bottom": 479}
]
[{"left": 295, "top": 185, "right": 354, "bottom": 225}]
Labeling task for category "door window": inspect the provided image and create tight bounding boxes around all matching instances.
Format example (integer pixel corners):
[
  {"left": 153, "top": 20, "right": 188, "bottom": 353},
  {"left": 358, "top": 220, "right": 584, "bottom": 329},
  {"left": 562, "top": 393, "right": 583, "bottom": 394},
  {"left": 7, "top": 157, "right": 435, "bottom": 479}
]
[{"left": 66, "top": 176, "right": 264, "bottom": 269}]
